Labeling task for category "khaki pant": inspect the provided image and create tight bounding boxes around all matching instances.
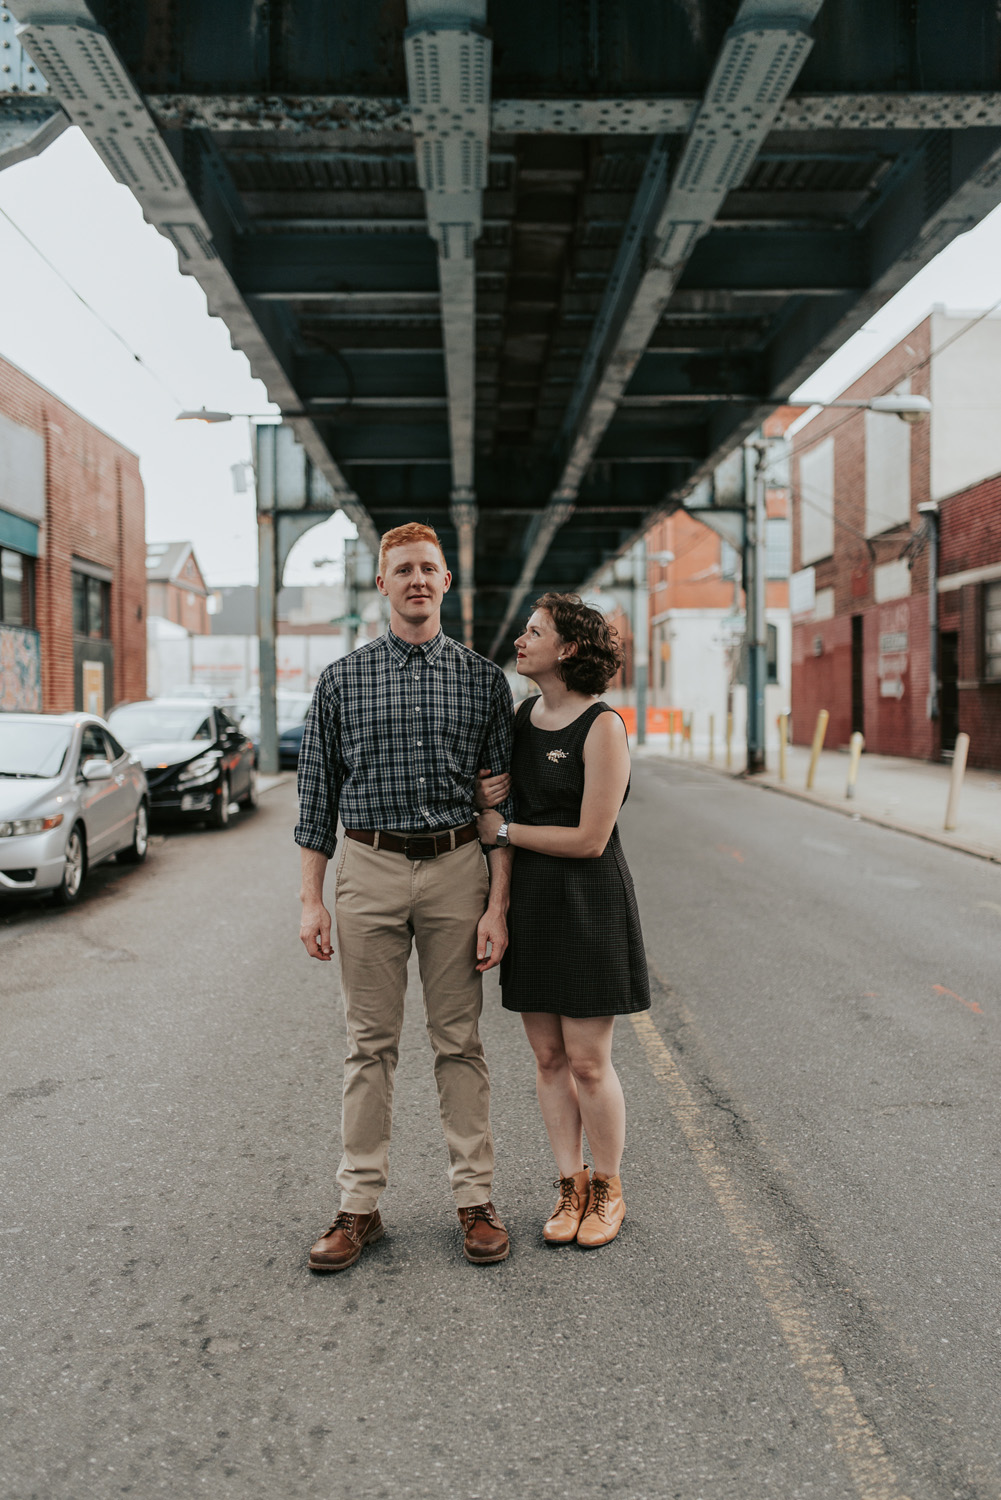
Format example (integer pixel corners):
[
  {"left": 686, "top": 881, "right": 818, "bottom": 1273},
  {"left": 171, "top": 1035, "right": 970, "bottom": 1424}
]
[{"left": 333, "top": 835, "right": 494, "bottom": 1212}]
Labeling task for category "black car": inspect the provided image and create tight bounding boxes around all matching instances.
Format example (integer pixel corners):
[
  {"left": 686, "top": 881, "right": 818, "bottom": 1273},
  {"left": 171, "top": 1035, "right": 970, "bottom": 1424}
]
[{"left": 107, "top": 699, "right": 257, "bottom": 828}]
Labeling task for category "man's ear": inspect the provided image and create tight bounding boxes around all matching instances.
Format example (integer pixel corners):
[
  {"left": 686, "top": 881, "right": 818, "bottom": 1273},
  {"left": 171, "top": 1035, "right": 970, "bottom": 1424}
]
[
  {"left": 441, "top": 569, "right": 452, "bottom": 593},
  {"left": 375, "top": 573, "right": 388, "bottom": 596}
]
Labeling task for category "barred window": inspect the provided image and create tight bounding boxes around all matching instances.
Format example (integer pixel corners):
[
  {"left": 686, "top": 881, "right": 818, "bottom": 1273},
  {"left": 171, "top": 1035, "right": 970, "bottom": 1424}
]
[{"left": 986, "top": 580, "right": 1001, "bottom": 683}]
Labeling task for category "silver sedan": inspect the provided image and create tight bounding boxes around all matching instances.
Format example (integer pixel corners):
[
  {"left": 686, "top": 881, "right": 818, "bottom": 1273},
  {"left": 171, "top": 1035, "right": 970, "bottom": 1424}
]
[{"left": 0, "top": 713, "right": 150, "bottom": 906}]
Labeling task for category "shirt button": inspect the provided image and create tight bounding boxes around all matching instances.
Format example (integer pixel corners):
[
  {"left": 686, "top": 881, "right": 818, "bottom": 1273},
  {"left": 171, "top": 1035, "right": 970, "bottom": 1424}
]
[
  {"left": 419, "top": 777, "right": 425, "bottom": 783},
  {"left": 417, "top": 741, "right": 422, "bottom": 747}
]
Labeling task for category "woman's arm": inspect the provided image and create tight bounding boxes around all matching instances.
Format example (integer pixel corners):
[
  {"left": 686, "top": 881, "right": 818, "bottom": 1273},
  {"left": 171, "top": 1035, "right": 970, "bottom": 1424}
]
[{"left": 476, "top": 712, "right": 630, "bottom": 859}]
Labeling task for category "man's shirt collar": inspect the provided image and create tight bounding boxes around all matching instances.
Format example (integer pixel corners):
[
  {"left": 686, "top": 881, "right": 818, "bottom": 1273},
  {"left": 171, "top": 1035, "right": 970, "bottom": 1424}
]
[{"left": 385, "top": 627, "right": 446, "bottom": 668}]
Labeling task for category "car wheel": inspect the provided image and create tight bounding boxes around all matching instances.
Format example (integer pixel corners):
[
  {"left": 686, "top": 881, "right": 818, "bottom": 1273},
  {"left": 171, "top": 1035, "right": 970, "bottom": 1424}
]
[
  {"left": 238, "top": 767, "right": 259, "bottom": 810},
  {"left": 208, "top": 775, "right": 231, "bottom": 830},
  {"left": 53, "top": 824, "right": 86, "bottom": 906},
  {"left": 118, "top": 800, "right": 149, "bottom": 864}
]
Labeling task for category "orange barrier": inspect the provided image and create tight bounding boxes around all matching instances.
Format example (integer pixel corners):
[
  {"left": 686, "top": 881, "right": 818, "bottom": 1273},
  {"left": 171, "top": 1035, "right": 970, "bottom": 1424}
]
[{"left": 612, "top": 707, "right": 685, "bottom": 736}]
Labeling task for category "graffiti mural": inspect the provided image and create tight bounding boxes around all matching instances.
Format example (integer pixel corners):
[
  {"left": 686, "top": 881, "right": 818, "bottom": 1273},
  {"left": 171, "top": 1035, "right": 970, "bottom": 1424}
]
[{"left": 0, "top": 625, "right": 42, "bottom": 711}]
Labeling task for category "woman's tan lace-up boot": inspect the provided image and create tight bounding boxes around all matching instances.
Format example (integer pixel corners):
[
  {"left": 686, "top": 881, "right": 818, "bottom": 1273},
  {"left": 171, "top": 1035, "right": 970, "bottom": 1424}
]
[
  {"left": 543, "top": 1167, "right": 591, "bottom": 1243},
  {"left": 576, "top": 1172, "right": 625, "bottom": 1247}
]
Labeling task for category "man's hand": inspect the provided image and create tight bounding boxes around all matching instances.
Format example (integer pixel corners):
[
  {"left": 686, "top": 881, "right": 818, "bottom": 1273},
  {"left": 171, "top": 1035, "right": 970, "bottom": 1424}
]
[
  {"left": 475, "top": 768, "right": 511, "bottom": 810},
  {"left": 300, "top": 901, "right": 333, "bottom": 961},
  {"left": 476, "top": 903, "right": 508, "bottom": 972}
]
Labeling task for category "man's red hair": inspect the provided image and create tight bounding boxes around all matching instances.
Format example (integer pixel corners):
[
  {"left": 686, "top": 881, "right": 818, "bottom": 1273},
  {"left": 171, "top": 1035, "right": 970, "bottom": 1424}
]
[{"left": 378, "top": 522, "right": 448, "bottom": 578}]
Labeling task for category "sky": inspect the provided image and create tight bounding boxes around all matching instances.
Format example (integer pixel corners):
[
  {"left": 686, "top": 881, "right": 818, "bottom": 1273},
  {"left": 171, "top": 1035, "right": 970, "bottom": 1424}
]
[{"left": 3, "top": 125, "right": 1001, "bottom": 588}]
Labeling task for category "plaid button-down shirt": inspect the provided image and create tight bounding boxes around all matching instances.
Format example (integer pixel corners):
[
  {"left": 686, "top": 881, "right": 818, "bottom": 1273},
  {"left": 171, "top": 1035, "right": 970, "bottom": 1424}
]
[{"left": 294, "top": 628, "right": 515, "bottom": 858}]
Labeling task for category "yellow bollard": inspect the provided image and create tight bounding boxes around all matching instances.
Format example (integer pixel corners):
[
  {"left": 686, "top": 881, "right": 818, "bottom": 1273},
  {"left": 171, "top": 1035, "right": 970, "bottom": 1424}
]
[
  {"left": 725, "top": 712, "right": 733, "bottom": 770},
  {"left": 806, "top": 709, "right": 829, "bottom": 789},
  {"left": 845, "top": 731, "right": 864, "bottom": 799},
  {"left": 778, "top": 712, "right": 788, "bottom": 783},
  {"left": 708, "top": 713, "right": 715, "bottom": 763},
  {"left": 944, "top": 731, "right": 970, "bottom": 831}
]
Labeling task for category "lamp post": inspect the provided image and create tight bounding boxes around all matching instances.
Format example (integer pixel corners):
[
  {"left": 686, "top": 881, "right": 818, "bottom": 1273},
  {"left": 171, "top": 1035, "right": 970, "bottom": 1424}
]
[
  {"left": 628, "top": 542, "right": 674, "bottom": 747},
  {"left": 742, "top": 390, "right": 932, "bottom": 775}
]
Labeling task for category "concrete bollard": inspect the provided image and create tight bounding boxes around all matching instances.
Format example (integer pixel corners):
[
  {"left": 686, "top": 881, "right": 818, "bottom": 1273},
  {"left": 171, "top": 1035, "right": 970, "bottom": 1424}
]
[
  {"left": 806, "top": 709, "right": 829, "bottom": 789},
  {"left": 845, "top": 731, "right": 864, "bottom": 799},
  {"left": 709, "top": 713, "right": 715, "bottom": 763},
  {"left": 726, "top": 712, "right": 733, "bottom": 769},
  {"left": 944, "top": 732, "right": 970, "bottom": 831},
  {"left": 778, "top": 712, "right": 788, "bottom": 783},
  {"left": 687, "top": 712, "right": 694, "bottom": 758}
]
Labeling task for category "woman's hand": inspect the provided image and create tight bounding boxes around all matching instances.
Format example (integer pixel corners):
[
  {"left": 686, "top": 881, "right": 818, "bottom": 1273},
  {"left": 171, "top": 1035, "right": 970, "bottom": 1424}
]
[
  {"left": 477, "top": 809, "right": 503, "bottom": 846},
  {"left": 475, "top": 768, "right": 511, "bottom": 810}
]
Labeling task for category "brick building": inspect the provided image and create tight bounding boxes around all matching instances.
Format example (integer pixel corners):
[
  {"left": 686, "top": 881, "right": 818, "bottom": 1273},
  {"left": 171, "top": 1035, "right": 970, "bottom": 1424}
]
[
  {"left": 146, "top": 541, "right": 210, "bottom": 634},
  {"left": 603, "top": 408, "right": 798, "bottom": 751},
  {"left": 0, "top": 356, "right": 146, "bottom": 716},
  {"left": 789, "top": 310, "right": 1001, "bottom": 768}
]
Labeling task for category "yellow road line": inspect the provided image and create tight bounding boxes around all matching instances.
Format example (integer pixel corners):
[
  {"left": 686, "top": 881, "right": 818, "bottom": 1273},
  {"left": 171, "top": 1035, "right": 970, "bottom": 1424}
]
[{"left": 629, "top": 1008, "right": 911, "bottom": 1500}]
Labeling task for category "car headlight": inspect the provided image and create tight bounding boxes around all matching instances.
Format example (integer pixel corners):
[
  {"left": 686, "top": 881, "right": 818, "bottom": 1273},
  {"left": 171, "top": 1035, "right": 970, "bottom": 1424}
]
[
  {"left": 177, "top": 753, "right": 221, "bottom": 784},
  {"left": 0, "top": 814, "right": 64, "bottom": 837}
]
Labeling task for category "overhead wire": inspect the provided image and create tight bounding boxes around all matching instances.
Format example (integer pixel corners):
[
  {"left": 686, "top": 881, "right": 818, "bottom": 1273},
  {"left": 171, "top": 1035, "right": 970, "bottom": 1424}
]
[
  {"left": 0, "top": 201, "right": 185, "bottom": 407},
  {"left": 760, "top": 291, "right": 1001, "bottom": 487}
]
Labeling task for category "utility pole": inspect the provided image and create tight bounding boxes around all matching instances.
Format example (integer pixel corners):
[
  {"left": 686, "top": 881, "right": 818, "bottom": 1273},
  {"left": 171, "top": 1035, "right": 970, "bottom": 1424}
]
[
  {"left": 255, "top": 488, "right": 280, "bottom": 778},
  {"left": 744, "top": 440, "right": 768, "bottom": 774},
  {"left": 632, "top": 538, "right": 649, "bottom": 746}
]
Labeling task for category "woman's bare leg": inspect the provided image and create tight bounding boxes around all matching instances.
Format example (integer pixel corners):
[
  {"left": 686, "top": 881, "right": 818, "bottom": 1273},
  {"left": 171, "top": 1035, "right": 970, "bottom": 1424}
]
[
  {"left": 561, "top": 1016, "right": 625, "bottom": 1177},
  {"left": 521, "top": 1012, "right": 585, "bottom": 1178}
]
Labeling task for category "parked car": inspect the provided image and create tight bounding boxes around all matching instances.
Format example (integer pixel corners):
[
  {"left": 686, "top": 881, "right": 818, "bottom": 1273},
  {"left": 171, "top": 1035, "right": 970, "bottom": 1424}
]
[
  {"left": 235, "top": 692, "right": 312, "bottom": 769},
  {"left": 107, "top": 698, "right": 257, "bottom": 829},
  {"left": 277, "top": 717, "right": 308, "bottom": 770},
  {"left": 0, "top": 713, "right": 149, "bottom": 906}
]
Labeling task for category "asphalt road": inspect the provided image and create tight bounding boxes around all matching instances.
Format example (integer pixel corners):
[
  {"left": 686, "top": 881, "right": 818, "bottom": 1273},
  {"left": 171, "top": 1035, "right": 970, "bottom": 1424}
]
[{"left": 2, "top": 764, "right": 1000, "bottom": 1500}]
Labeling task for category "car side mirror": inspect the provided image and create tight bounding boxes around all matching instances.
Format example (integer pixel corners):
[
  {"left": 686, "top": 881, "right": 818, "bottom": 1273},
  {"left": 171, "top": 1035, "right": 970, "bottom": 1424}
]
[{"left": 81, "top": 758, "right": 113, "bottom": 782}]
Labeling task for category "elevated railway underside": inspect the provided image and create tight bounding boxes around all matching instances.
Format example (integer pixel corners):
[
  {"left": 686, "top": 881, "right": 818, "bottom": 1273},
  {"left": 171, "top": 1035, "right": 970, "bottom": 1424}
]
[{"left": 4, "top": 1, "right": 1001, "bottom": 657}]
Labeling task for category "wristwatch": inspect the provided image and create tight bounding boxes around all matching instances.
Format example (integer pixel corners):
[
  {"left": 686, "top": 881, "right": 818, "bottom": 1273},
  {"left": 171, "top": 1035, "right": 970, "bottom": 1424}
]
[{"left": 495, "top": 822, "right": 510, "bottom": 847}]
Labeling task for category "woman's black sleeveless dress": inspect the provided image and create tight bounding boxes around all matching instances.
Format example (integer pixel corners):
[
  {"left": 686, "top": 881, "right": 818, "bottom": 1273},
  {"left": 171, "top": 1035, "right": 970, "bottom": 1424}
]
[{"left": 500, "top": 697, "right": 651, "bottom": 1018}]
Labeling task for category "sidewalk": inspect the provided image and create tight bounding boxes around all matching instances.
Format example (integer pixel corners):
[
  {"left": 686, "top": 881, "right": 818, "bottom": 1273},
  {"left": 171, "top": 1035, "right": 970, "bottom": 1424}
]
[{"left": 637, "top": 736, "right": 1001, "bottom": 864}]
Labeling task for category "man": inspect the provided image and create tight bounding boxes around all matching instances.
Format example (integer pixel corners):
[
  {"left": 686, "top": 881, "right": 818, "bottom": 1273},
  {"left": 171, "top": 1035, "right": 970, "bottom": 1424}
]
[{"left": 296, "top": 522, "right": 514, "bottom": 1272}]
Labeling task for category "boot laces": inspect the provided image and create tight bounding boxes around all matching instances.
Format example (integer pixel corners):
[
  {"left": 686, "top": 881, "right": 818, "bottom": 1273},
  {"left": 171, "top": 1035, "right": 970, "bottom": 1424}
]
[
  {"left": 584, "top": 1176, "right": 611, "bottom": 1222},
  {"left": 331, "top": 1211, "right": 359, "bottom": 1238},
  {"left": 553, "top": 1176, "right": 579, "bottom": 1213},
  {"left": 463, "top": 1203, "right": 495, "bottom": 1227}
]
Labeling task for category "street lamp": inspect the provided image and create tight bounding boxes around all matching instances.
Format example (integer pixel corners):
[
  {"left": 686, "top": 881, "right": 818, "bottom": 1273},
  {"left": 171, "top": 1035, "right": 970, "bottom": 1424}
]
[{"left": 818, "top": 392, "right": 931, "bottom": 424}]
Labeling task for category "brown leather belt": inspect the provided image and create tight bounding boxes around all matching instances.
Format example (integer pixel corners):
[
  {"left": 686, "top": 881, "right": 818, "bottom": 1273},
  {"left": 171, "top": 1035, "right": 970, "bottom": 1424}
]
[{"left": 345, "top": 823, "right": 478, "bottom": 860}]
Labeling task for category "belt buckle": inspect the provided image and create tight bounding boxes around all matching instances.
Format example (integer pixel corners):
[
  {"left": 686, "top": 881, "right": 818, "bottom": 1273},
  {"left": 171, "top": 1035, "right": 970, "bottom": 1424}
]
[{"left": 404, "top": 835, "right": 437, "bottom": 861}]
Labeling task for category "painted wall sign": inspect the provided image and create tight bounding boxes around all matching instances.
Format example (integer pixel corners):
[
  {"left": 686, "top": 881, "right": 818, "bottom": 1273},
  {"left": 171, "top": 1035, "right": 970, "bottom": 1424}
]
[{"left": 0, "top": 624, "right": 42, "bottom": 711}]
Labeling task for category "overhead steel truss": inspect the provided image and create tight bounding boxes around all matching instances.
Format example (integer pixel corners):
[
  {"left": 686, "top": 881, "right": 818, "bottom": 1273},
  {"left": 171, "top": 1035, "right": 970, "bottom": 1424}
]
[{"left": 5, "top": 0, "right": 1001, "bottom": 660}]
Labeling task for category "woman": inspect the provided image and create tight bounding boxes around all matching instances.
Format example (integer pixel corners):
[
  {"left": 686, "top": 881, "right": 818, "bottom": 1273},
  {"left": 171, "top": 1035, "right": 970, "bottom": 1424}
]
[{"left": 476, "top": 592, "right": 650, "bottom": 1248}]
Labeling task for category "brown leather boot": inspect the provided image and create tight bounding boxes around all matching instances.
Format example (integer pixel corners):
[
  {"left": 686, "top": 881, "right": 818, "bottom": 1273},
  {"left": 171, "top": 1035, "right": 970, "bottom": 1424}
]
[
  {"left": 576, "top": 1173, "right": 625, "bottom": 1248},
  {"left": 543, "top": 1167, "right": 591, "bottom": 1244},
  {"left": 458, "top": 1202, "right": 510, "bottom": 1264},
  {"left": 308, "top": 1210, "right": 384, "bottom": 1272}
]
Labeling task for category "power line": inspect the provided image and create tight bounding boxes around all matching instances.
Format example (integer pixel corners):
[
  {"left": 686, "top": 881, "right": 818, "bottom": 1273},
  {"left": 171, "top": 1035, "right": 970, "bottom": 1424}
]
[
  {"left": 771, "top": 293, "right": 1001, "bottom": 483},
  {"left": 0, "top": 202, "right": 184, "bottom": 407}
]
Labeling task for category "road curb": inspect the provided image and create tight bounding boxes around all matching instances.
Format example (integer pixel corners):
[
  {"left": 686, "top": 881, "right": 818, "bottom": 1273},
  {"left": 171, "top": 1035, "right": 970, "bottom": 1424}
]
[{"left": 643, "top": 752, "right": 1001, "bottom": 866}]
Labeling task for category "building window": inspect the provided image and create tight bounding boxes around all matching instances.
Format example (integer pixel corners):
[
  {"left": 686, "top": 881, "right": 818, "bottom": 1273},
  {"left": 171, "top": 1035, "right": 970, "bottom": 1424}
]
[
  {"left": 72, "top": 570, "right": 111, "bottom": 640},
  {"left": 766, "top": 518, "right": 791, "bottom": 579},
  {"left": 767, "top": 622, "right": 779, "bottom": 684},
  {"left": 0, "top": 548, "right": 34, "bottom": 627},
  {"left": 986, "top": 580, "right": 1001, "bottom": 683}
]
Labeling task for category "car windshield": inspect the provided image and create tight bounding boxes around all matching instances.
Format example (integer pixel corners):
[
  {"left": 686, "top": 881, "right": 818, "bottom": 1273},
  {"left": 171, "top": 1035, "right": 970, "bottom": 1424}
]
[
  {"left": 0, "top": 721, "right": 73, "bottom": 779},
  {"left": 108, "top": 703, "right": 213, "bottom": 746}
]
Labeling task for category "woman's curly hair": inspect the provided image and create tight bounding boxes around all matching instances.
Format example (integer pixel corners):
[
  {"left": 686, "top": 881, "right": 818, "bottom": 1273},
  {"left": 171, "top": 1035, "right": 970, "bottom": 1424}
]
[{"left": 533, "top": 592, "right": 624, "bottom": 696}]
